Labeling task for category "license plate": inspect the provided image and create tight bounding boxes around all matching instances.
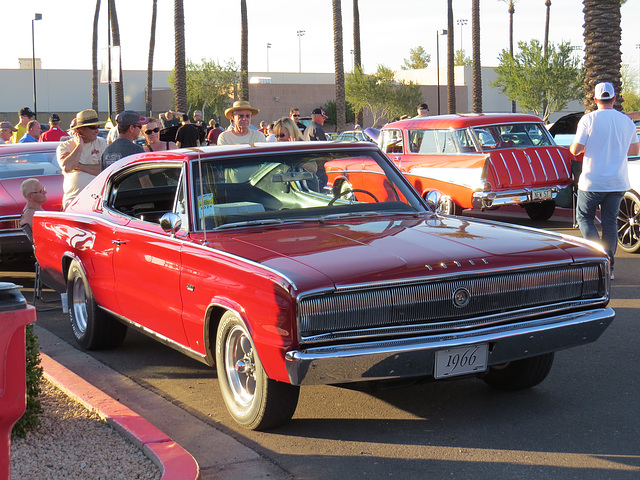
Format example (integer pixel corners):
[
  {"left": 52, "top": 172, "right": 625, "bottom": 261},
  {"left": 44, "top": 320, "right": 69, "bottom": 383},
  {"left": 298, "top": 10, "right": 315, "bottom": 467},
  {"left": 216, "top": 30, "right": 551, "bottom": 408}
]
[
  {"left": 434, "top": 344, "right": 488, "bottom": 379},
  {"left": 531, "top": 188, "right": 553, "bottom": 201}
]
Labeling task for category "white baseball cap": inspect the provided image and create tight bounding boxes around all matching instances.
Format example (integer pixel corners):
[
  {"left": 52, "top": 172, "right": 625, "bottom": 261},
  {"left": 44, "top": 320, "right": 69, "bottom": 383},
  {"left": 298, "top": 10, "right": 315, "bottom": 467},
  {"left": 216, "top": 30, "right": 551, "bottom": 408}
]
[{"left": 594, "top": 82, "right": 615, "bottom": 100}]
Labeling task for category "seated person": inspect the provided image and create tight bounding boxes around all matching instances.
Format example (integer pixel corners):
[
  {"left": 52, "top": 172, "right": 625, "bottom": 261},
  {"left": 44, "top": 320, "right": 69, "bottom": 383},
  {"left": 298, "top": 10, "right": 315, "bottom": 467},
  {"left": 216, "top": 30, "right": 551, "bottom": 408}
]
[{"left": 19, "top": 178, "right": 47, "bottom": 230}]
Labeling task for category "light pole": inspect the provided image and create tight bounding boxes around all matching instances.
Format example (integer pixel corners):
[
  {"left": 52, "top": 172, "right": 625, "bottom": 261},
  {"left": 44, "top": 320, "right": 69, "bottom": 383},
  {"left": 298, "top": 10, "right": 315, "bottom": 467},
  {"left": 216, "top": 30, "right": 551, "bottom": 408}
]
[
  {"left": 297, "top": 30, "right": 305, "bottom": 73},
  {"left": 31, "top": 13, "right": 42, "bottom": 119},
  {"left": 350, "top": 49, "right": 354, "bottom": 72},
  {"left": 456, "top": 19, "right": 467, "bottom": 52},
  {"left": 436, "top": 29, "right": 447, "bottom": 115},
  {"left": 266, "top": 43, "right": 271, "bottom": 73}
]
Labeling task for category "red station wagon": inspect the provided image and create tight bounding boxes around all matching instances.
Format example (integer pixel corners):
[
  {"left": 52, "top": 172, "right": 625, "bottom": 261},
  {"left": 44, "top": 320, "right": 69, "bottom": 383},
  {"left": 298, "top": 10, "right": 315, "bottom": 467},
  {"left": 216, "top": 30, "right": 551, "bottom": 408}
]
[{"left": 378, "top": 114, "right": 574, "bottom": 220}]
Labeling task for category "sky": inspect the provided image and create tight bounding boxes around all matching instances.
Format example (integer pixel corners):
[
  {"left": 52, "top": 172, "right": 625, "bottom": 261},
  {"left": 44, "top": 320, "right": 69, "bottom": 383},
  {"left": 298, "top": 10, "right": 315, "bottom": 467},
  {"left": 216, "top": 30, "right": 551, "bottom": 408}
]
[{"left": 4, "top": 1, "right": 640, "bottom": 75}]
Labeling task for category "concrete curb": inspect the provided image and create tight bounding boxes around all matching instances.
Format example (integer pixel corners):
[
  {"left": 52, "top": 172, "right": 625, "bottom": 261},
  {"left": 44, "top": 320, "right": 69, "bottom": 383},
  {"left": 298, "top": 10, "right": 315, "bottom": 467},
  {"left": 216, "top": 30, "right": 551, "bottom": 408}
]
[{"left": 40, "top": 352, "right": 201, "bottom": 480}]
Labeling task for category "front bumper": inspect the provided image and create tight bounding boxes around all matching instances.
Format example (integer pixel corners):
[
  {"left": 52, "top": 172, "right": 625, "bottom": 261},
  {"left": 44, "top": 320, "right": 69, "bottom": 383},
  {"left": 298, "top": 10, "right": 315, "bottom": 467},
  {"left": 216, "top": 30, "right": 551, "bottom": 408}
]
[
  {"left": 472, "top": 185, "right": 565, "bottom": 209},
  {"left": 285, "top": 308, "right": 614, "bottom": 385}
]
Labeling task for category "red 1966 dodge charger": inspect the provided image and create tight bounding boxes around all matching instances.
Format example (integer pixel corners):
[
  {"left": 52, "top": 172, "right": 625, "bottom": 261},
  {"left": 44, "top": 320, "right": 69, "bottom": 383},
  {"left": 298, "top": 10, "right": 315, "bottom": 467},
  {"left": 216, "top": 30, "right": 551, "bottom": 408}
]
[
  {"left": 33, "top": 141, "right": 613, "bottom": 429},
  {"left": 378, "top": 114, "right": 574, "bottom": 220}
]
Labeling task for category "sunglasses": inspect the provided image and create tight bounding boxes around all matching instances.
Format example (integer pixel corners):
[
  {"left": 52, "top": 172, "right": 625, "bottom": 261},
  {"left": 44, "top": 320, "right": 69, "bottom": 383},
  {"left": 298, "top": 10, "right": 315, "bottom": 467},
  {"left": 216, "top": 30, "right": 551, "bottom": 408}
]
[
  {"left": 29, "top": 187, "right": 46, "bottom": 195},
  {"left": 85, "top": 125, "right": 100, "bottom": 130},
  {"left": 144, "top": 128, "right": 161, "bottom": 135},
  {"left": 275, "top": 133, "right": 289, "bottom": 138},
  {"left": 292, "top": 114, "right": 300, "bottom": 118}
]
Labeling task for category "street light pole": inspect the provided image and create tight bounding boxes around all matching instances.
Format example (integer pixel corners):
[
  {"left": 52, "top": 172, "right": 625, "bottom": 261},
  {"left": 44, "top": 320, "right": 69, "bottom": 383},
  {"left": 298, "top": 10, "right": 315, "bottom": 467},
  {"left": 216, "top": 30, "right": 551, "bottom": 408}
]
[
  {"left": 31, "top": 13, "right": 42, "bottom": 120},
  {"left": 297, "top": 30, "right": 305, "bottom": 73},
  {"left": 456, "top": 19, "right": 467, "bottom": 52},
  {"left": 436, "top": 29, "right": 447, "bottom": 115},
  {"left": 267, "top": 43, "right": 271, "bottom": 73}
]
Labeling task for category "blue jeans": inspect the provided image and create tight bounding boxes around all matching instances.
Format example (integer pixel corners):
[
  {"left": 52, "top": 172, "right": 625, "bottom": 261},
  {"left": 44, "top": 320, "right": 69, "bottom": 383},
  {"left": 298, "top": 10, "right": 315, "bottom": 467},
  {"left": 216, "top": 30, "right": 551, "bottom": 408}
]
[{"left": 576, "top": 190, "right": 624, "bottom": 266}]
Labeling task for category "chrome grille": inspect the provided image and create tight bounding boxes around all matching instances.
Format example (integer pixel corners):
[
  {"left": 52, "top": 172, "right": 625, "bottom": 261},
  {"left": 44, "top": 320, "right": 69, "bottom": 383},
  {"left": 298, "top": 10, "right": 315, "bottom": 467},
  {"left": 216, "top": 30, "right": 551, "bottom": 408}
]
[{"left": 298, "top": 264, "right": 605, "bottom": 341}]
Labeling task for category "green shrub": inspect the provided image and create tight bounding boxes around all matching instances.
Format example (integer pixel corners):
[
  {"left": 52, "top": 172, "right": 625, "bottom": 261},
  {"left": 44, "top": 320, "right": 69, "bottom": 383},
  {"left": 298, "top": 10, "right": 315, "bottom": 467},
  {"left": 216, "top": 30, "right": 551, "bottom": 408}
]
[{"left": 11, "top": 323, "right": 43, "bottom": 438}]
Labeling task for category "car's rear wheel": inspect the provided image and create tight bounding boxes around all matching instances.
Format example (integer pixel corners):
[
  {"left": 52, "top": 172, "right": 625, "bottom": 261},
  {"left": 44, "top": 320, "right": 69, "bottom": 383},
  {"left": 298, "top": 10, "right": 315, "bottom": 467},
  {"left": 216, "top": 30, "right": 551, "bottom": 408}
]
[
  {"left": 524, "top": 201, "right": 555, "bottom": 221},
  {"left": 216, "top": 311, "right": 300, "bottom": 430},
  {"left": 482, "top": 353, "right": 554, "bottom": 390},
  {"left": 617, "top": 190, "right": 640, "bottom": 253},
  {"left": 67, "top": 260, "right": 127, "bottom": 350}
]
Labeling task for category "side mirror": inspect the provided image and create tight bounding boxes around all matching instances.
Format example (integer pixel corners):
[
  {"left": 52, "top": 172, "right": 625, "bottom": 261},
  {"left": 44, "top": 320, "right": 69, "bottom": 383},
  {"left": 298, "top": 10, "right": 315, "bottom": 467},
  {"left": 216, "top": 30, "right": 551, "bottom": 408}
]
[{"left": 160, "top": 212, "right": 182, "bottom": 236}]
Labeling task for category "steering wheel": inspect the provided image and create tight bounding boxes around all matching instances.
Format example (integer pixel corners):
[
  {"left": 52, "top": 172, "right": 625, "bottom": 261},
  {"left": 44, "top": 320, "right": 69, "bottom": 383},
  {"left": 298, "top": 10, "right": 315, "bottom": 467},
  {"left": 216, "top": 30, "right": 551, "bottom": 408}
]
[{"left": 328, "top": 188, "right": 379, "bottom": 206}]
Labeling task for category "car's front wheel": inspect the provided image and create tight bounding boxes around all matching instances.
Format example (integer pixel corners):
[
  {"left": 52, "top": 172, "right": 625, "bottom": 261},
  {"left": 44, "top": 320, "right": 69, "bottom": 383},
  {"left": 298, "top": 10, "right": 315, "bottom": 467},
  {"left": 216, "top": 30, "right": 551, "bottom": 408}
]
[
  {"left": 67, "top": 260, "right": 127, "bottom": 350},
  {"left": 524, "top": 201, "right": 555, "bottom": 221},
  {"left": 617, "top": 190, "right": 640, "bottom": 253},
  {"left": 482, "top": 353, "right": 554, "bottom": 390},
  {"left": 216, "top": 312, "right": 300, "bottom": 430}
]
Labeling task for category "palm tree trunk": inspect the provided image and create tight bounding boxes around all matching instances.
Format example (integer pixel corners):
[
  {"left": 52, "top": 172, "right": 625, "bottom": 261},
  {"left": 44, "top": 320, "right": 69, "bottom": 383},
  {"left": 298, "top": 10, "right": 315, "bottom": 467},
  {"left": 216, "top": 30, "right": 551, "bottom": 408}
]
[
  {"left": 108, "top": 0, "right": 124, "bottom": 114},
  {"left": 471, "top": 0, "right": 482, "bottom": 113},
  {"left": 240, "top": 0, "right": 249, "bottom": 101},
  {"left": 542, "top": 0, "right": 551, "bottom": 118},
  {"left": 353, "top": 0, "right": 363, "bottom": 126},
  {"left": 91, "top": 0, "right": 101, "bottom": 112},
  {"left": 174, "top": 0, "right": 187, "bottom": 113},
  {"left": 447, "top": 0, "right": 456, "bottom": 113},
  {"left": 146, "top": 0, "right": 158, "bottom": 116},
  {"left": 333, "top": 0, "right": 346, "bottom": 132},
  {"left": 582, "top": 0, "right": 622, "bottom": 112}
]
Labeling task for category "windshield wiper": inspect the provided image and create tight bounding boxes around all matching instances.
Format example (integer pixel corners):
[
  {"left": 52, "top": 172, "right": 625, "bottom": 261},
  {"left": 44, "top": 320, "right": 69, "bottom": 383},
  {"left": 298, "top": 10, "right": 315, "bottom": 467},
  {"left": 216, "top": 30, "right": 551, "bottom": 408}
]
[{"left": 213, "top": 218, "right": 285, "bottom": 230}]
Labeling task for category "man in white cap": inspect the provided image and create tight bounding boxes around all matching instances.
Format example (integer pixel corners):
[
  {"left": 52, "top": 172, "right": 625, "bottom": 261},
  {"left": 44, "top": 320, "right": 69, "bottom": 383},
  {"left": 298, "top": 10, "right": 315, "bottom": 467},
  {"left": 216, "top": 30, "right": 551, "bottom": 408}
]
[
  {"left": 57, "top": 109, "right": 107, "bottom": 207},
  {"left": 570, "top": 81, "right": 639, "bottom": 279},
  {"left": 217, "top": 100, "right": 266, "bottom": 145}
]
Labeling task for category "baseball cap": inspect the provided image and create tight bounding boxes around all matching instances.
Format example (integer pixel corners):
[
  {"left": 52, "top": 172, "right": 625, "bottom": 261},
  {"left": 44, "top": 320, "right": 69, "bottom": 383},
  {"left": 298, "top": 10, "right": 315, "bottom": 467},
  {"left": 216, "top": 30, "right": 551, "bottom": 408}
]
[
  {"left": 49, "top": 113, "right": 61, "bottom": 123},
  {"left": 19, "top": 107, "right": 35, "bottom": 117},
  {"left": 594, "top": 82, "right": 615, "bottom": 100},
  {"left": 115, "top": 111, "right": 149, "bottom": 127},
  {"left": 0, "top": 121, "right": 17, "bottom": 131},
  {"left": 312, "top": 108, "right": 328, "bottom": 118}
]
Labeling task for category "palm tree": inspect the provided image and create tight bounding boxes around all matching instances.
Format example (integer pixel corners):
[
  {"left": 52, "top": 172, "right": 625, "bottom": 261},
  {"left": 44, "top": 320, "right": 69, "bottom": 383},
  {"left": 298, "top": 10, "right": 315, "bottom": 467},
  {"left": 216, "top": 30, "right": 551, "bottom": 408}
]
[
  {"left": 544, "top": 0, "right": 551, "bottom": 56},
  {"left": 353, "top": 0, "right": 363, "bottom": 126},
  {"left": 174, "top": 0, "right": 187, "bottom": 113},
  {"left": 91, "top": 0, "right": 101, "bottom": 112},
  {"left": 145, "top": 0, "right": 158, "bottom": 116},
  {"left": 471, "top": 0, "right": 482, "bottom": 113},
  {"left": 500, "top": 0, "right": 518, "bottom": 112},
  {"left": 582, "top": 0, "right": 623, "bottom": 112},
  {"left": 108, "top": 0, "right": 124, "bottom": 114},
  {"left": 333, "top": 0, "right": 346, "bottom": 132},
  {"left": 240, "top": 0, "right": 249, "bottom": 101},
  {"left": 446, "top": 0, "right": 456, "bottom": 113}
]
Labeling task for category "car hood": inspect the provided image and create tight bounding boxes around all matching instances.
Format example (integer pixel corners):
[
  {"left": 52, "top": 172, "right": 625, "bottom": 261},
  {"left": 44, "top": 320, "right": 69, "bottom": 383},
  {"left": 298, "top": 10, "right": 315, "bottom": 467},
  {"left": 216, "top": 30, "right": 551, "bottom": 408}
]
[{"left": 203, "top": 214, "right": 590, "bottom": 292}]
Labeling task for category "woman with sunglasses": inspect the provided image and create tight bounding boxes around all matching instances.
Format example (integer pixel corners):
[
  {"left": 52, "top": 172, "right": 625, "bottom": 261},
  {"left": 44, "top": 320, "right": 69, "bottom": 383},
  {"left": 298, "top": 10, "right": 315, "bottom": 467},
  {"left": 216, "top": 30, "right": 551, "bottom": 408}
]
[
  {"left": 142, "top": 118, "right": 177, "bottom": 152},
  {"left": 272, "top": 117, "right": 303, "bottom": 142}
]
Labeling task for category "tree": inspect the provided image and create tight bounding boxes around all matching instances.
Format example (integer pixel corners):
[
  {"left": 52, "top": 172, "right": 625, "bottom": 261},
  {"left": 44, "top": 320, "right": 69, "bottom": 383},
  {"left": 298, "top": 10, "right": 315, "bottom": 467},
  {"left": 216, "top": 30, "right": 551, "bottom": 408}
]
[
  {"left": 472, "top": 0, "right": 482, "bottom": 112},
  {"left": 333, "top": 0, "right": 346, "bottom": 133},
  {"left": 145, "top": 0, "right": 158, "bottom": 116},
  {"left": 492, "top": 40, "right": 583, "bottom": 121},
  {"left": 454, "top": 49, "right": 472, "bottom": 66},
  {"left": 323, "top": 99, "right": 356, "bottom": 126},
  {"left": 240, "top": 0, "right": 249, "bottom": 101},
  {"left": 353, "top": 0, "right": 363, "bottom": 126},
  {"left": 500, "top": 0, "right": 518, "bottom": 112},
  {"left": 447, "top": 0, "right": 456, "bottom": 113},
  {"left": 582, "top": 0, "right": 623, "bottom": 112},
  {"left": 91, "top": 0, "right": 101, "bottom": 112},
  {"left": 174, "top": 0, "right": 187, "bottom": 113},
  {"left": 345, "top": 65, "right": 422, "bottom": 126},
  {"left": 170, "top": 59, "right": 239, "bottom": 121},
  {"left": 108, "top": 0, "right": 124, "bottom": 114},
  {"left": 401, "top": 46, "right": 431, "bottom": 70},
  {"left": 621, "top": 63, "right": 640, "bottom": 112}
]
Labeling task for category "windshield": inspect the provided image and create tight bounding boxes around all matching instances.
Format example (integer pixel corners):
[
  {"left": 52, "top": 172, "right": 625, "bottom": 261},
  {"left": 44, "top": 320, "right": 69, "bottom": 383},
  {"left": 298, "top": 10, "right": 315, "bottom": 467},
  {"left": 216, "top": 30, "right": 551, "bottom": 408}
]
[{"left": 191, "top": 149, "right": 425, "bottom": 230}]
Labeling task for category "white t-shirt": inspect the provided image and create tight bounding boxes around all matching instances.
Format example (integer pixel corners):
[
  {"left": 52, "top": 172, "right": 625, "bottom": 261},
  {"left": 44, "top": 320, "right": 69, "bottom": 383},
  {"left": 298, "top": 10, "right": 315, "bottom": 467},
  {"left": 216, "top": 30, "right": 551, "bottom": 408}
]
[
  {"left": 573, "top": 108, "right": 638, "bottom": 191},
  {"left": 57, "top": 137, "right": 107, "bottom": 207},
  {"left": 217, "top": 129, "right": 266, "bottom": 145}
]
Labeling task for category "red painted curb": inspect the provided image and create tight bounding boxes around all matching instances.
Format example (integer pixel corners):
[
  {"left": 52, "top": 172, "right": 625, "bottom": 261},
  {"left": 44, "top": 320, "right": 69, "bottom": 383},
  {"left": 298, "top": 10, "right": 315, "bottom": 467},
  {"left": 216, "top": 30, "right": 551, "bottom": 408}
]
[{"left": 40, "top": 353, "right": 200, "bottom": 480}]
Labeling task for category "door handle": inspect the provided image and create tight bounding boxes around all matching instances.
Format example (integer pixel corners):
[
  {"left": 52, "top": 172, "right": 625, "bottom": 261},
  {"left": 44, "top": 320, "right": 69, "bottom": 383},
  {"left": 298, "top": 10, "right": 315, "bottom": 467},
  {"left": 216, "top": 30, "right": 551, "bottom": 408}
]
[{"left": 112, "top": 239, "right": 127, "bottom": 246}]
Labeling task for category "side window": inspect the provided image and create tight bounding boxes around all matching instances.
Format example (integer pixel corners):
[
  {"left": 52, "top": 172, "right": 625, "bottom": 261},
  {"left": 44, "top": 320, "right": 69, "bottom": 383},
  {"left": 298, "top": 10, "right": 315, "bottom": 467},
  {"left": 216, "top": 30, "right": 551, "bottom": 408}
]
[
  {"left": 109, "top": 165, "right": 182, "bottom": 223},
  {"left": 381, "top": 129, "right": 404, "bottom": 154},
  {"left": 455, "top": 129, "right": 476, "bottom": 152},
  {"left": 0, "top": 151, "right": 60, "bottom": 179}
]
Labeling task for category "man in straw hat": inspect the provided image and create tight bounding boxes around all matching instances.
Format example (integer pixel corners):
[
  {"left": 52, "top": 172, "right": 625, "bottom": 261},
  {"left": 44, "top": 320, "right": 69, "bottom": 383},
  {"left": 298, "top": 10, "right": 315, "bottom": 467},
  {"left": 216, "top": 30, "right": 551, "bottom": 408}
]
[
  {"left": 57, "top": 109, "right": 107, "bottom": 207},
  {"left": 217, "top": 100, "right": 266, "bottom": 145}
]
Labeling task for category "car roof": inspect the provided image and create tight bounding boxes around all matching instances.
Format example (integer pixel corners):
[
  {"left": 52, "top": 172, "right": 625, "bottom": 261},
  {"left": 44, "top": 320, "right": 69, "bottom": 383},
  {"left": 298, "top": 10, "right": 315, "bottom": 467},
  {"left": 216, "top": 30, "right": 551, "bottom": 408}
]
[
  {"left": 0, "top": 141, "right": 61, "bottom": 153},
  {"left": 383, "top": 113, "right": 545, "bottom": 130}
]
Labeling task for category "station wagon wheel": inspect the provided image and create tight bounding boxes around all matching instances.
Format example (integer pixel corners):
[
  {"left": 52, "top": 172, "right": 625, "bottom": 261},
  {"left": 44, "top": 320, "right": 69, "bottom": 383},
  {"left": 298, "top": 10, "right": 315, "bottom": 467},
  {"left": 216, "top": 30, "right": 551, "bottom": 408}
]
[
  {"left": 216, "top": 312, "right": 300, "bottom": 430},
  {"left": 523, "top": 201, "right": 555, "bottom": 221},
  {"left": 67, "top": 260, "right": 127, "bottom": 350},
  {"left": 329, "top": 188, "right": 379, "bottom": 206},
  {"left": 617, "top": 190, "right": 640, "bottom": 253},
  {"left": 482, "top": 353, "right": 554, "bottom": 390}
]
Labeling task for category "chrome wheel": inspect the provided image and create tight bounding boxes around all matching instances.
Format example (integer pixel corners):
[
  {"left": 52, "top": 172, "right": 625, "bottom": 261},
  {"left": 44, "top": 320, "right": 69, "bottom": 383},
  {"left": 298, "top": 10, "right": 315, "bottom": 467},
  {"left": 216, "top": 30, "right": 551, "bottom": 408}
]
[
  {"left": 617, "top": 190, "right": 640, "bottom": 253},
  {"left": 70, "top": 275, "right": 88, "bottom": 335},
  {"left": 224, "top": 325, "right": 257, "bottom": 407}
]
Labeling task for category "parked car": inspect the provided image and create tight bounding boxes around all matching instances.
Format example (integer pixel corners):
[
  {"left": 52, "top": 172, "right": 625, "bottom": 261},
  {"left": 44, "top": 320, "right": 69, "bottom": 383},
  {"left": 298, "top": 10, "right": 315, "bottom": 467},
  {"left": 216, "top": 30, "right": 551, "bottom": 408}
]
[
  {"left": 378, "top": 114, "right": 575, "bottom": 220},
  {"left": 33, "top": 142, "right": 614, "bottom": 430},
  {"left": 334, "top": 130, "right": 375, "bottom": 142},
  {"left": 0, "top": 142, "right": 63, "bottom": 256}
]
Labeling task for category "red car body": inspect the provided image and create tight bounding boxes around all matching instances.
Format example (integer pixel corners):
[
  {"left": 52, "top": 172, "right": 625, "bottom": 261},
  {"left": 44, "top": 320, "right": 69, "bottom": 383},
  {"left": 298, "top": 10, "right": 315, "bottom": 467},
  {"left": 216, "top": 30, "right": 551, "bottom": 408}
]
[
  {"left": 33, "top": 142, "right": 613, "bottom": 429},
  {"left": 0, "top": 142, "right": 63, "bottom": 255},
  {"left": 378, "top": 114, "right": 574, "bottom": 220}
]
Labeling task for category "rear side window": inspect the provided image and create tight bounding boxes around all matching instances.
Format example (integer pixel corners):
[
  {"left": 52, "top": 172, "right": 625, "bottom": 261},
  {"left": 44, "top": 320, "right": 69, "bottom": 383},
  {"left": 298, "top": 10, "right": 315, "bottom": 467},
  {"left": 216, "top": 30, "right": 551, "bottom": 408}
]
[
  {"left": 0, "top": 150, "right": 60, "bottom": 179},
  {"left": 408, "top": 129, "right": 477, "bottom": 154},
  {"left": 380, "top": 129, "right": 403, "bottom": 154}
]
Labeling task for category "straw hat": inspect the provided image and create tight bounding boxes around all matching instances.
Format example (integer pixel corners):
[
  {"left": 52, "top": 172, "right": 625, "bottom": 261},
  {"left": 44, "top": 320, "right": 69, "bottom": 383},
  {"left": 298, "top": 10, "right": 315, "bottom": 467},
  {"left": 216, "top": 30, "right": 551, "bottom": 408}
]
[
  {"left": 224, "top": 100, "right": 260, "bottom": 120},
  {"left": 71, "top": 109, "right": 104, "bottom": 129}
]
